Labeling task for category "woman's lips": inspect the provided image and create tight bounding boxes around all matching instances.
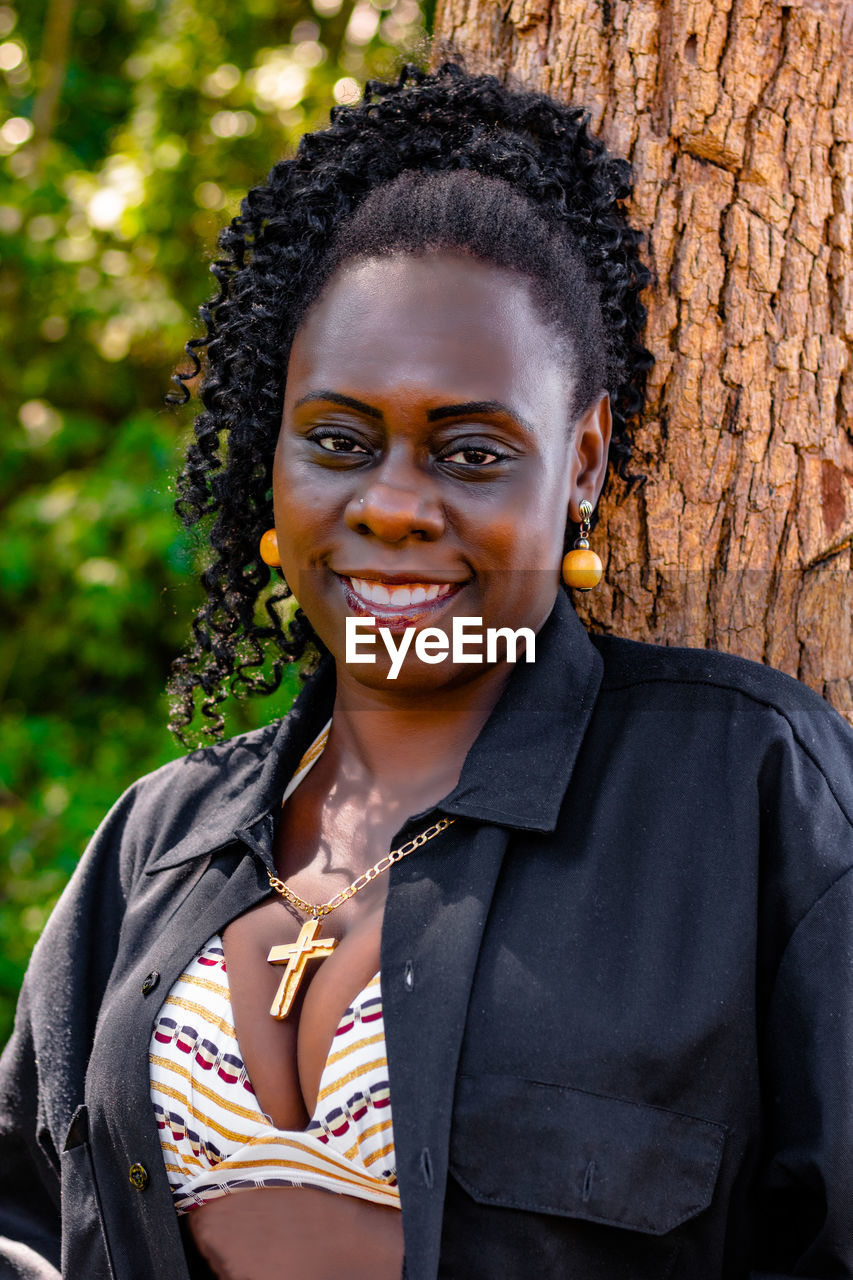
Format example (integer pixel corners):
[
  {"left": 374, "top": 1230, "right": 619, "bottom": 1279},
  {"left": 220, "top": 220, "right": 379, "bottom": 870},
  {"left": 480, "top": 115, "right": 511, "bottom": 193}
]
[{"left": 336, "top": 573, "right": 467, "bottom": 631}]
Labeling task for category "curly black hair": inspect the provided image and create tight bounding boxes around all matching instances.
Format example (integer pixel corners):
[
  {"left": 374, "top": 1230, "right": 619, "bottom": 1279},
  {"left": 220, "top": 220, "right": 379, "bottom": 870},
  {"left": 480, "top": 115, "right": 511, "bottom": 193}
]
[{"left": 168, "top": 60, "right": 653, "bottom": 744}]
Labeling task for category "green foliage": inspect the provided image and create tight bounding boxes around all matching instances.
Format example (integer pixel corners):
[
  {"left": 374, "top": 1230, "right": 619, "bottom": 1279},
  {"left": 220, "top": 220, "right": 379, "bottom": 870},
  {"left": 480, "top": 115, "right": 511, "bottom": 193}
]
[{"left": 0, "top": 0, "right": 427, "bottom": 1043}]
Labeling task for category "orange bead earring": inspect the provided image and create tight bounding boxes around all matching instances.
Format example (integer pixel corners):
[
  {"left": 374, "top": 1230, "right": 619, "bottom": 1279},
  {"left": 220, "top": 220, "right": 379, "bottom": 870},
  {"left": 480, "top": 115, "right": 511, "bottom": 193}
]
[
  {"left": 259, "top": 529, "right": 281, "bottom": 567},
  {"left": 561, "top": 500, "right": 602, "bottom": 590}
]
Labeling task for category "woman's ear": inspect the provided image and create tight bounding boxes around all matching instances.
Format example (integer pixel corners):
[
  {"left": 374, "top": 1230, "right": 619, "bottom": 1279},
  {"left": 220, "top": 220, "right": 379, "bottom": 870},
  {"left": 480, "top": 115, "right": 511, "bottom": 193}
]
[{"left": 568, "top": 392, "right": 612, "bottom": 521}]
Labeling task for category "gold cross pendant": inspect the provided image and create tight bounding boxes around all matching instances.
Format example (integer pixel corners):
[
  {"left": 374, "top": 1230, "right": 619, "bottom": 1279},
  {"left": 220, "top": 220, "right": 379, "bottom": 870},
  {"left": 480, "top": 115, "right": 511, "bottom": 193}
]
[{"left": 267, "top": 917, "right": 338, "bottom": 1019}]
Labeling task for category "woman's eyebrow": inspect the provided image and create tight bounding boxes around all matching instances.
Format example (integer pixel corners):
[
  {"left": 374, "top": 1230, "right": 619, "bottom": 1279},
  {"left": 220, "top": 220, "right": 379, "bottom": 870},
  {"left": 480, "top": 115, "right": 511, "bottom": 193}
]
[
  {"left": 427, "top": 400, "right": 535, "bottom": 433},
  {"left": 293, "top": 391, "right": 535, "bottom": 434},
  {"left": 293, "top": 390, "right": 383, "bottom": 419}
]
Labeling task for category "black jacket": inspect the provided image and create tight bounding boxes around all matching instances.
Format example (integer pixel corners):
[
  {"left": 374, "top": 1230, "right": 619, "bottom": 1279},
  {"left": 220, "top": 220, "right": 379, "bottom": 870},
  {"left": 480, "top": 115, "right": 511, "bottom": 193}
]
[{"left": 1, "top": 591, "right": 852, "bottom": 1280}]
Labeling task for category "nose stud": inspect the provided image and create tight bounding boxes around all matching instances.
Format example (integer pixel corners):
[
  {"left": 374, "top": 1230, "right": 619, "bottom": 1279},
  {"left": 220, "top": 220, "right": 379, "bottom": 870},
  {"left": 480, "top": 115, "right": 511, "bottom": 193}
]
[{"left": 348, "top": 485, "right": 443, "bottom": 542}]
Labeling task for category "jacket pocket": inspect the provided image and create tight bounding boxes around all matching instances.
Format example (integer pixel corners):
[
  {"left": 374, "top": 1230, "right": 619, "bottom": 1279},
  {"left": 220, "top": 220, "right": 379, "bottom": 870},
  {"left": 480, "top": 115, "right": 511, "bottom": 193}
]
[
  {"left": 449, "top": 1072, "right": 726, "bottom": 1235},
  {"left": 60, "top": 1105, "right": 117, "bottom": 1280}
]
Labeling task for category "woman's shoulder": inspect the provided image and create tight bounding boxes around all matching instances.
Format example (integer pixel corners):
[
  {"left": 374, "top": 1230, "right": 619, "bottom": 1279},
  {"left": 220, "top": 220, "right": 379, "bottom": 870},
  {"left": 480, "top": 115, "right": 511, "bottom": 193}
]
[
  {"left": 589, "top": 629, "right": 853, "bottom": 811},
  {"left": 591, "top": 628, "right": 848, "bottom": 727},
  {"left": 124, "top": 715, "right": 284, "bottom": 808},
  {"left": 87, "top": 715, "right": 298, "bottom": 885}
]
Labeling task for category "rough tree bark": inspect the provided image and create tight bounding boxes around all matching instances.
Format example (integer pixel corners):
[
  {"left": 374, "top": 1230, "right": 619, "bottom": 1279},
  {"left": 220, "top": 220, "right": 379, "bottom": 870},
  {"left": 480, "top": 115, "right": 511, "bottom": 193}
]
[{"left": 431, "top": 0, "right": 853, "bottom": 721}]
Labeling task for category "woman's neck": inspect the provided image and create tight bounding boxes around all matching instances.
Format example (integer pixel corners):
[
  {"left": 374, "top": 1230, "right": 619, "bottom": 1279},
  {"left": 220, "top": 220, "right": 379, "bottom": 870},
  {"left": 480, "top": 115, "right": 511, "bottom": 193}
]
[{"left": 324, "top": 660, "right": 515, "bottom": 803}]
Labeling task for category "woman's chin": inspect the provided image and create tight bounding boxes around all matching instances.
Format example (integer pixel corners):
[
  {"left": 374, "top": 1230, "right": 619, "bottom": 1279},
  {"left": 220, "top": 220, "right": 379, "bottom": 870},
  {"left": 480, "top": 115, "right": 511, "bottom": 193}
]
[{"left": 336, "top": 657, "right": 470, "bottom": 696}]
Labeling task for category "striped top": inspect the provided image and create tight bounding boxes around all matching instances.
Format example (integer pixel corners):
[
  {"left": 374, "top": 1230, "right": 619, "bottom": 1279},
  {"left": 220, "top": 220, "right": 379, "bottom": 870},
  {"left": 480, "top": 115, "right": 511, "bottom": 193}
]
[{"left": 148, "top": 721, "right": 400, "bottom": 1214}]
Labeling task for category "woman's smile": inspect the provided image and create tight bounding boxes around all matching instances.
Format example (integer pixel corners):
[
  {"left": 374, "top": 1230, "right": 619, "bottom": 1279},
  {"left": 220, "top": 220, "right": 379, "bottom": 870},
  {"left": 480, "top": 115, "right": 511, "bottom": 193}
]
[{"left": 334, "top": 571, "right": 471, "bottom": 632}]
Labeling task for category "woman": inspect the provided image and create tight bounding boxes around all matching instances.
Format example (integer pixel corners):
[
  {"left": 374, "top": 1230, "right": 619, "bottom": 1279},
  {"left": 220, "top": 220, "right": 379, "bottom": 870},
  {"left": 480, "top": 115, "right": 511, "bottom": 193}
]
[{"left": 1, "top": 62, "right": 852, "bottom": 1280}]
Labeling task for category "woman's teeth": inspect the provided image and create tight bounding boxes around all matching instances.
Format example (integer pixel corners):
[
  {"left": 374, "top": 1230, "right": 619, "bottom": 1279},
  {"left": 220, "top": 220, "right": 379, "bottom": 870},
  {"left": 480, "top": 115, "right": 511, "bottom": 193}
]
[{"left": 348, "top": 578, "right": 454, "bottom": 607}]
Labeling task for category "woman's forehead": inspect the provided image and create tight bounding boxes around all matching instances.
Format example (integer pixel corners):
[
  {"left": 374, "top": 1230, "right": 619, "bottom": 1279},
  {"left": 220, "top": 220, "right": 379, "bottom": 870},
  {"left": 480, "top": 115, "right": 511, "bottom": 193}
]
[{"left": 285, "top": 251, "right": 575, "bottom": 415}]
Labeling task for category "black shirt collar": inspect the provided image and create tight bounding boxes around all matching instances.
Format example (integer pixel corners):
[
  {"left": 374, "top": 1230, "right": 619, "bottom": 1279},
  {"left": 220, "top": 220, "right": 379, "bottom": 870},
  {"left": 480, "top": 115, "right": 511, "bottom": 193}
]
[{"left": 436, "top": 590, "right": 603, "bottom": 832}]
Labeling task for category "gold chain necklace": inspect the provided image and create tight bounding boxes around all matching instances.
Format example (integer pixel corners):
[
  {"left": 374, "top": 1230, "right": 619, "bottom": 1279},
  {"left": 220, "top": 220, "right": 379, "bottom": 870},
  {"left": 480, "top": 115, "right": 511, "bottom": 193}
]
[{"left": 265, "top": 815, "right": 455, "bottom": 1018}]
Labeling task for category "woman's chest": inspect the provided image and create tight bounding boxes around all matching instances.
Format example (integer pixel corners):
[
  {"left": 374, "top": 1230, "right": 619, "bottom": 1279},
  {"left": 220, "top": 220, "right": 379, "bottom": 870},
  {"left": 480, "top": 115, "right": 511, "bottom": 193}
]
[
  {"left": 218, "top": 785, "right": 411, "bottom": 1127},
  {"left": 99, "top": 792, "right": 761, "bottom": 1120},
  {"left": 220, "top": 893, "right": 385, "bottom": 1128}
]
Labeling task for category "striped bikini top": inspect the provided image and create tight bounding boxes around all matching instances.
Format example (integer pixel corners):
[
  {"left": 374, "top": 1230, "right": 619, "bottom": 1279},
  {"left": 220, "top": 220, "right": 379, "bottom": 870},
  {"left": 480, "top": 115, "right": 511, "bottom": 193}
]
[{"left": 148, "top": 720, "right": 400, "bottom": 1214}]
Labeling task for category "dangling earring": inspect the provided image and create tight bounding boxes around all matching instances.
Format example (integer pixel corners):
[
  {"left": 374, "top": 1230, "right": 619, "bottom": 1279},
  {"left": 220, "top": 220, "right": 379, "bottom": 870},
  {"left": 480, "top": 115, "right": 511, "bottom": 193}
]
[
  {"left": 259, "top": 529, "right": 281, "bottom": 567},
  {"left": 561, "top": 500, "right": 602, "bottom": 590}
]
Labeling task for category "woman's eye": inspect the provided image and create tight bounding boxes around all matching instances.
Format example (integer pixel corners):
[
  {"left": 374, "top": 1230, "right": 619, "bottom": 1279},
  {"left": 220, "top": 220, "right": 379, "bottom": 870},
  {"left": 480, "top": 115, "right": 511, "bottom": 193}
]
[
  {"left": 310, "top": 430, "right": 369, "bottom": 454},
  {"left": 442, "top": 446, "right": 505, "bottom": 466}
]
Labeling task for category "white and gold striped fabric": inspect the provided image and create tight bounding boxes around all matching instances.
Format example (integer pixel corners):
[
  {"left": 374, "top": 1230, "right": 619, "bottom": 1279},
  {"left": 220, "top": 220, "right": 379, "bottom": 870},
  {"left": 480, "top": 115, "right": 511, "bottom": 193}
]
[{"left": 148, "top": 720, "right": 400, "bottom": 1214}]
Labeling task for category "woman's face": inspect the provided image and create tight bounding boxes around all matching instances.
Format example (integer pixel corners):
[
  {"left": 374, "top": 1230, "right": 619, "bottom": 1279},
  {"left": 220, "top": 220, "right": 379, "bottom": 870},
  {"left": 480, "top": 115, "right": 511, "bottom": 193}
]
[{"left": 274, "top": 250, "right": 610, "bottom": 693}]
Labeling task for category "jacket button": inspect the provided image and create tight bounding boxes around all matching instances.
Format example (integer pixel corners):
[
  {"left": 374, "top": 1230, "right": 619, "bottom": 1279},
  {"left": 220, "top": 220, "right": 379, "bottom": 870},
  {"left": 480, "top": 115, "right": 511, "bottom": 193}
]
[
  {"left": 141, "top": 971, "right": 160, "bottom": 996},
  {"left": 128, "top": 1162, "right": 148, "bottom": 1190},
  {"left": 404, "top": 961, "right": 414, "bottom": 991}
]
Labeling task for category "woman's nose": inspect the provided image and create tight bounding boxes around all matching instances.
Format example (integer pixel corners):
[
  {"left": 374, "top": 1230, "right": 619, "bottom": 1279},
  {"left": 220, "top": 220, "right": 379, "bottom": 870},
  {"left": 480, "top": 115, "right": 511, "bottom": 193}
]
[{"left": 344, "top": 480, "right": 445, "bottom": 544}]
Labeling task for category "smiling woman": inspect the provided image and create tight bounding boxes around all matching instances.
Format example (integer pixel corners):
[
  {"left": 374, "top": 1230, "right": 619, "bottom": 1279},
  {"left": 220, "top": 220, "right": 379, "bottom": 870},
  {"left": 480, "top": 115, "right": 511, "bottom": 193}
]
[{"left": 1, "top": 60, "right": 853, "bottom": 1280}]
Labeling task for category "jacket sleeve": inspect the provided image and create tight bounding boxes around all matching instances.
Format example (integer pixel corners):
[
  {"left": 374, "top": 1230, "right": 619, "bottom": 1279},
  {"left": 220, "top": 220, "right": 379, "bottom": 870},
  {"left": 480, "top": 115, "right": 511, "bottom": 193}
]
[
  {"left": 0, "top": 985, "right": 62, "bottom": 1279},
  {"left": 0, "top": 781, "right": 144, "bottom": 1278},
  {"left": 750, "top": 717, "right": 853, "bottom": 1278}
]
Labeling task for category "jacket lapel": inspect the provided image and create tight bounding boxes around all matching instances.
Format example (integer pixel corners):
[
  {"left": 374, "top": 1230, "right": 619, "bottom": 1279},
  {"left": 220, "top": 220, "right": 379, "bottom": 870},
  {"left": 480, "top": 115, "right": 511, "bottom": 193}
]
[
  {"left": 95, "top": 847, "right": 278, "bottom": 1280},
  {"left": 382, "top": 819, "right": 508, "bottom": 1280}
]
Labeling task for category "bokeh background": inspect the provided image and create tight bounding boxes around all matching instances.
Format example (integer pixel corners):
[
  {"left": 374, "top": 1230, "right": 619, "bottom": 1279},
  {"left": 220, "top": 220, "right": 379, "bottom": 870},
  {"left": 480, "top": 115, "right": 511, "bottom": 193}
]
[{"left": 0, "top": 0, "right": 433, "bottom": 1041}]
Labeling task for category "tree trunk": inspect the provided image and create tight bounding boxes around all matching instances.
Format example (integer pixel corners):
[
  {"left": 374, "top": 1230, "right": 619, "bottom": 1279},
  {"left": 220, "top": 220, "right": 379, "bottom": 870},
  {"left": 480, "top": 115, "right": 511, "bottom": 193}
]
[{"left": 431, "top": 0, "right": 853, "bottom": 722}]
